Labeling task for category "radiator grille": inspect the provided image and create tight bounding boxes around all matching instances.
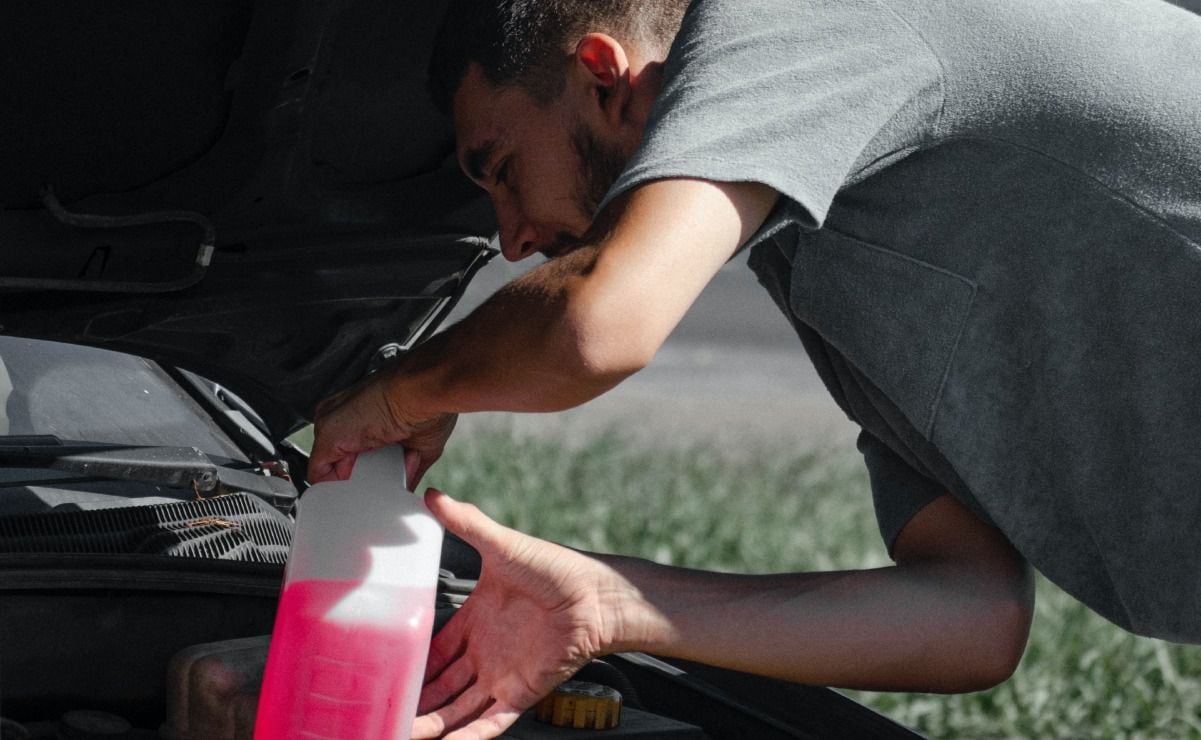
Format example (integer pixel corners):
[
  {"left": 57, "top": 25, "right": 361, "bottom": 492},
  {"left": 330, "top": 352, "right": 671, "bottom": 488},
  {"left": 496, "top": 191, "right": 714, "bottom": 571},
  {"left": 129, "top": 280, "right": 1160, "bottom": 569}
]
[{"left": 0, "top": 494, "right": 293, "bottom": 563}]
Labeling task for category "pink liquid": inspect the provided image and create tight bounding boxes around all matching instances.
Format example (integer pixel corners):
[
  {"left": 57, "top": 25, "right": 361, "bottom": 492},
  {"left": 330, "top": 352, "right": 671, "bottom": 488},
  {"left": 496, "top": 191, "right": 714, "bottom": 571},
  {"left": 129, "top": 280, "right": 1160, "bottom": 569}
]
[{"left": 255, "top": 579, "right": 434, "bottom": 740}]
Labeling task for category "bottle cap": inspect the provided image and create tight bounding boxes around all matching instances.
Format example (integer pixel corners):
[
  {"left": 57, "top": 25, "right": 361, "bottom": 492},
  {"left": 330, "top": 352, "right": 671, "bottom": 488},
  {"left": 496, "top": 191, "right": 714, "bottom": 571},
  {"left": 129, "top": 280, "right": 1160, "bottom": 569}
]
[{"left": 534, "top": 681, "right": 622, "bottom": 730}]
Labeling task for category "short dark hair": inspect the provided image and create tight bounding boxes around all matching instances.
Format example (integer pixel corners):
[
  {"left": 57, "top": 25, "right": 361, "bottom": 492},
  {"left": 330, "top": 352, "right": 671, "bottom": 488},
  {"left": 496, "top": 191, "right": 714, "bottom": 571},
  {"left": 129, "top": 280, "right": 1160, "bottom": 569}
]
[{"left": 428, "top": 0, "right": 690, "bottom": 114}]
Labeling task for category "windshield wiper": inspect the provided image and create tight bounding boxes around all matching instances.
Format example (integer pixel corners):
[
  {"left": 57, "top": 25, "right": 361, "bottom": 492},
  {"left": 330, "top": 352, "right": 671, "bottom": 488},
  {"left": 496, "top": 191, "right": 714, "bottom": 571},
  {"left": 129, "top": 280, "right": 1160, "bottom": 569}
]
[{"left": 0, "top": 436, "right": 296, "bottom": 510}]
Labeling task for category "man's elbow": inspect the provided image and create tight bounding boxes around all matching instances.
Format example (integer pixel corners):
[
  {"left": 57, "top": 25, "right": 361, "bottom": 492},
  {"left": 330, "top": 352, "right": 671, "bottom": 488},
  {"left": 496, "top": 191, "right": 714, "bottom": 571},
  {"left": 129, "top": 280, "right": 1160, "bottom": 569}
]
[{"left": 947, "top": 596, "right": 1033, "bottom": 692}]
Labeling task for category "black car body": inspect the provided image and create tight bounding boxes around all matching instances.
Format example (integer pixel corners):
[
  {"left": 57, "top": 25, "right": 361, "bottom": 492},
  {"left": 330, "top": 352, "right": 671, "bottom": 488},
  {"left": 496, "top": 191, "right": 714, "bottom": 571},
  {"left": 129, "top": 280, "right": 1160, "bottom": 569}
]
[{"left": 0, "top": 1, "right": 920, "bottom": 737}]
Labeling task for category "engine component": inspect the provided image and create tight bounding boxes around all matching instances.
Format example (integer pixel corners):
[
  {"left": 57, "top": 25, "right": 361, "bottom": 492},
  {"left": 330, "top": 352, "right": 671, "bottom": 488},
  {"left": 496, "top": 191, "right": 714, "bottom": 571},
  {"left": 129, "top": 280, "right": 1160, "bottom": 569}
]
[
  {"left": 9, "top": 710, "right": 158, "bottom": 740},
  {"left": 161, "top": 636, "right": 267, "bottom": 740},
  {"left": 0, "top": 717, "right": 29, "bottom": 740},
  {"left": 535, "top": 681, "right": 623, "bottom": 730},
  {"left": 54, "top": 710, "right": 132, "bottom": 739}
]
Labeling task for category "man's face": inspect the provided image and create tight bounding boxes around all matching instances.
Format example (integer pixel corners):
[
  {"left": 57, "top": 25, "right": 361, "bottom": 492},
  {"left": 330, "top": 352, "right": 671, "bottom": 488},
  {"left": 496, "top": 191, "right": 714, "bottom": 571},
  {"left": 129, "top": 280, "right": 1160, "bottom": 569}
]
[{"left": 453, "top": 64, "right": 628, "bottom": 261}]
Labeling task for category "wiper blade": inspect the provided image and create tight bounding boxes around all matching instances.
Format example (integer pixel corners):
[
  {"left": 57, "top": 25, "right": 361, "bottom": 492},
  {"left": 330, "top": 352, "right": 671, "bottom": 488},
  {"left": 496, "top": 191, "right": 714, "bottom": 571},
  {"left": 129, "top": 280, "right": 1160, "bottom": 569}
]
[
  {"left": 0, "top": 436, "right": 296, "bottom": 510},
  {"left": 0, "top": 436, "right": 217, "bottom": 488}
]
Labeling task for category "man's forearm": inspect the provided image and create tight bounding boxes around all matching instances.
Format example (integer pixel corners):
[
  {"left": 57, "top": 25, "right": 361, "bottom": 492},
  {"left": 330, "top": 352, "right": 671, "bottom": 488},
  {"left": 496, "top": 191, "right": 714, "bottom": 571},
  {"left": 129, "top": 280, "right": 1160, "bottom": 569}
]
[
  {"left": 394, "top": 245, "right": 638, "bottom": 418},
  {"left": 595, "top": 552, "right": 1033, "bottom": 693},
  {"left": 387, "top": 178, "right": 780, "bottom": 420}
]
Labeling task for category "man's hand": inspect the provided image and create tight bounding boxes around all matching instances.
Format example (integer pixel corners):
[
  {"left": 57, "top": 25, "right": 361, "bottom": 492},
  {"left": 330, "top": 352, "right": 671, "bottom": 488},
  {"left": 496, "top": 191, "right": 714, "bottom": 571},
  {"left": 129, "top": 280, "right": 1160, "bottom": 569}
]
[
  {"left": 412, "top": 489, "right": 625, "bottom": 740},
  {"left": 308, "top": 364, "right": 457, "bottom": 486}
]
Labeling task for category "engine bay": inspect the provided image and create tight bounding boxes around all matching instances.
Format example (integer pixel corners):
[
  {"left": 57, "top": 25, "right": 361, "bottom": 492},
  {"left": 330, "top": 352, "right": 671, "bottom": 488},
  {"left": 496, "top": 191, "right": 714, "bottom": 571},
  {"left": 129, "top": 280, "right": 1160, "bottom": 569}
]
[
  {"left": 0, "top": 479, "right": 918, "bottom": 739},
  {"left": 0, "top": 550, "right": 713, "bottom": 739}
]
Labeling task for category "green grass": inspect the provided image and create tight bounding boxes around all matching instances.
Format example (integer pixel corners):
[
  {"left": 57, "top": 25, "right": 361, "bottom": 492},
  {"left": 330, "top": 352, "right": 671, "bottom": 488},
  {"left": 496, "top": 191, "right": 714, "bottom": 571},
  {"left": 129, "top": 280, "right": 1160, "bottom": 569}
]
[{"left": 423, "top": 427, "right": 1201, "bottom": 739}]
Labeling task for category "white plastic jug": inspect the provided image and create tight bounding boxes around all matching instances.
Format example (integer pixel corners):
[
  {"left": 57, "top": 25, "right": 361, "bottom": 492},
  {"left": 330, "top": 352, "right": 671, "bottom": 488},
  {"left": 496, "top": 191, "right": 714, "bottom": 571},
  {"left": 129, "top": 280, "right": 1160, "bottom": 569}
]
[{"left": 255, "top": 446, "right": 443, "bottom": 740}]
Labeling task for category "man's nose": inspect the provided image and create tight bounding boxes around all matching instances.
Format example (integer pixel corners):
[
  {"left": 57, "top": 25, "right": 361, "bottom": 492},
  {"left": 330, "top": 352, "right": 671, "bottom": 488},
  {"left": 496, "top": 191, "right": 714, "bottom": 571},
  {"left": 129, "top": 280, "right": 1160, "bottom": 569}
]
[{"left": 496, "top": 206, "right": 541, "bottom": 262}]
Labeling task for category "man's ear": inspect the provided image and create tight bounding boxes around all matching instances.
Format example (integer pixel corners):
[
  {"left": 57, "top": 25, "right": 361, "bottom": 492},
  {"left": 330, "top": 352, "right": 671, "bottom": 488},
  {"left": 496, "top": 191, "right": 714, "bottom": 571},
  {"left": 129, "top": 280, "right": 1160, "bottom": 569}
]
[{"left": 573, "top": 33, "right": 630, "bottom": 125}]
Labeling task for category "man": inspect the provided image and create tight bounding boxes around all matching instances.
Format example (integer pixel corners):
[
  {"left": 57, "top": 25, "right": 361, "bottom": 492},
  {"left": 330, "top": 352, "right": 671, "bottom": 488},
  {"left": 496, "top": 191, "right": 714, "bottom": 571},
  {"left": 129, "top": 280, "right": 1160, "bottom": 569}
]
[{"left": 310, "top": 0, "right": 1201, "bottom": 736}]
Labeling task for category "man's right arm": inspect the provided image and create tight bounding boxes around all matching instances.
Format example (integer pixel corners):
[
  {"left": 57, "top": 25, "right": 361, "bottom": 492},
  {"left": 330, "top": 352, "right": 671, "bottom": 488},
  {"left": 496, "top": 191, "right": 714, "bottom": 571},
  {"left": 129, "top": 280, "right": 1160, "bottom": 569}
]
[{"left": 308, "top": 178, "right": 778, "bottom": 483}]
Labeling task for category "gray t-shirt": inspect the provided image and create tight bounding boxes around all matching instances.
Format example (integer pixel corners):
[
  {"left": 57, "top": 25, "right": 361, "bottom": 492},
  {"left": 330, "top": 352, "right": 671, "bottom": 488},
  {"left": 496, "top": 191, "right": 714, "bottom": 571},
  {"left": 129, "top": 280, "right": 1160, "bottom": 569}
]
[{"left": 601, "top": 0, "right": 1201, "bottom": 641}]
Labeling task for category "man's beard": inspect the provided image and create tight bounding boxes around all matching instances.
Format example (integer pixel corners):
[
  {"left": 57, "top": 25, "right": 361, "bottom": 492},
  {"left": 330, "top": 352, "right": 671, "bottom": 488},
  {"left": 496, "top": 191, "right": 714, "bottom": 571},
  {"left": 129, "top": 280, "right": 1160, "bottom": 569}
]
[
  {"left": 540, "top": 120, "right": 629, "bottom": 260},
  {"left": 571, "top": 120, "right": 628, "bottom": 218}
]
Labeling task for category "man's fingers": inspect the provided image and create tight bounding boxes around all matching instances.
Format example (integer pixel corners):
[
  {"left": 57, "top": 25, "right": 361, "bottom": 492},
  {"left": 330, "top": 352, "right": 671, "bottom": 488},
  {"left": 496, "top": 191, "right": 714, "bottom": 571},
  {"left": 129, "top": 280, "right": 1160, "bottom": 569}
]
[
  {"left": 306, "top": 457, "right": 335, "bottom": 484},
  {"left": 331, "top": 451, "right": 357, "bottom": 482},
  {"left": 306, "top": 434, "right": 333, "bottom": 482},
  {"left": 411, "top": 684, "right": 492, "bottom": 739},
  {"left": 444, "top": 701, "right": 523, "bottom": 740},
  {"left": 410, "top": 714, "right": 444, "bottom": 739},
  {"left": 405, "top": 448, "right": 423, "bottom": 490},
  {"left": 418, "top": 655, "right": 476, "bottom": 714},
  {"left": 411, "top": 456, "right": 437, "bottom": 490},
  {"left": 424, "top": 488, "right": 507, "bottom": 552},
  {"left": 425, "top": 610, "right": 469, "bottom": 682},
  {"left": 306, "top": 426, "right": 354, "bottom": 483}
]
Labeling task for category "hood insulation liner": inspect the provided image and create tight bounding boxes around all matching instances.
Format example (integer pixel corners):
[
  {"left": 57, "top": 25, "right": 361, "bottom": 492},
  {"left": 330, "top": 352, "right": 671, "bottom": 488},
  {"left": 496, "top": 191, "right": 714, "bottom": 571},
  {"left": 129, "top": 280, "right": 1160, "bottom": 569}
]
[{"left": 0, "top": 494, "right": 292, "bottom": 563}]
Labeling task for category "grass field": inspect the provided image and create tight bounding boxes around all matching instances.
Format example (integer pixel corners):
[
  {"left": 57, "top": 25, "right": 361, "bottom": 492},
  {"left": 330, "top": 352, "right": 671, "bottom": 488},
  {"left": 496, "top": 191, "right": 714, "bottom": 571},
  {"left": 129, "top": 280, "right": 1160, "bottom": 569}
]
[{"left": 420, "top": 427, "right": 1201, "bottom": 739}]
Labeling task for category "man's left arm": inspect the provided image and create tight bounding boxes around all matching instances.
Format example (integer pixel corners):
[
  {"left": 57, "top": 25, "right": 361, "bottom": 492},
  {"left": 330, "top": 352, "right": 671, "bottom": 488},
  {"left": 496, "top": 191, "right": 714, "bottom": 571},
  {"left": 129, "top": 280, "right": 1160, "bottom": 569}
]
[
  {"left": 308, "top": 178, "right": 778, "bottom": 483},
  {"left": 410, "top": 488, "right": 1033, "bottom": 740}
]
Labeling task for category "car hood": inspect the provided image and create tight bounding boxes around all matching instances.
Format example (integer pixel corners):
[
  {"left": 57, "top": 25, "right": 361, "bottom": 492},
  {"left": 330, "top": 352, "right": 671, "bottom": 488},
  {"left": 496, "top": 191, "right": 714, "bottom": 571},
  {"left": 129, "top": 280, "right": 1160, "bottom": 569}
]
[{"left": 0, "top": 0, "right": 496, "bottom": 436}]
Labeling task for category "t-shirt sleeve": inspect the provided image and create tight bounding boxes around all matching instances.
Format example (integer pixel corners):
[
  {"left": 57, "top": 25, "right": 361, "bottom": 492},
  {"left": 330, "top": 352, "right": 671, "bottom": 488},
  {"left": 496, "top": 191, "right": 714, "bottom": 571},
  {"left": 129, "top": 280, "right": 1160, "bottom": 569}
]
[
  {"left": 858, "top": 430, "right": 945, "bottom": 556},
  {"left": 598, "top": 0, "right": 944, "bottom": 229}
]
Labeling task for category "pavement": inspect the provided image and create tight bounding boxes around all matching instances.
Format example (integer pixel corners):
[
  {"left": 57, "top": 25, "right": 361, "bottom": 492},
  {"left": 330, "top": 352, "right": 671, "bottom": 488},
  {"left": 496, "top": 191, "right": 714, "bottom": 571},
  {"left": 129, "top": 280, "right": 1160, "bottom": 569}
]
[{"left": 442, "top": 248, "right": 860, "bottom": 455}]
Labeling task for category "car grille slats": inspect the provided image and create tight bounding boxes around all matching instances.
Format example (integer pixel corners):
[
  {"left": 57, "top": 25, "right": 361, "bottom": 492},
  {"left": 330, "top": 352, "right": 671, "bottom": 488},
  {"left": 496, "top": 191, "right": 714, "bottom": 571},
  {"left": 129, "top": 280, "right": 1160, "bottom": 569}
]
[{"left": 0, "top": 493, "right": 293, "bottom": 563}]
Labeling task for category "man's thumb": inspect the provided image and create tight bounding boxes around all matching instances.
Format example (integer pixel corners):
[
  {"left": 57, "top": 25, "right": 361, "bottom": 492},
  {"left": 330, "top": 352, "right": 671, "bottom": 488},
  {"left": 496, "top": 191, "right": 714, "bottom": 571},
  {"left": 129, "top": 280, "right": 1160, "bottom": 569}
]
[{"left": 423, "top": 488, "right": 501, "bottom": 551}]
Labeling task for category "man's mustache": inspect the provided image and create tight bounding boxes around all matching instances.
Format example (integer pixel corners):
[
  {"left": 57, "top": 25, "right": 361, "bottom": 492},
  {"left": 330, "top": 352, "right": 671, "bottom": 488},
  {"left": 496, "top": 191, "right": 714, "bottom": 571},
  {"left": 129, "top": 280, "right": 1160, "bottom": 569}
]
[{"left": 543, "top": 232, "right": 588, "bottom": 259}]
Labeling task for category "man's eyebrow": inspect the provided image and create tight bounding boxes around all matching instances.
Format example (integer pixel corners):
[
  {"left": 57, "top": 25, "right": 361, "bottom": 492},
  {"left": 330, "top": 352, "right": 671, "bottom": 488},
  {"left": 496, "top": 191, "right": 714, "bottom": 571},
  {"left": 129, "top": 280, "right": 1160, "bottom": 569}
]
[{"left": 463, "top": 140, "right": 497, "bottom": 182}]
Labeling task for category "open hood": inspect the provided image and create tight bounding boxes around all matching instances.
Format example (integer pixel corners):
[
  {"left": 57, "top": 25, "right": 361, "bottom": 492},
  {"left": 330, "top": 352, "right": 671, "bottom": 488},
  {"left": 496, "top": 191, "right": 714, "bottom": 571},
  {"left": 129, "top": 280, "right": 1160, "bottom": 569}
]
[{"left": 0, "top": 0, "right": 497, "bottom": 435}]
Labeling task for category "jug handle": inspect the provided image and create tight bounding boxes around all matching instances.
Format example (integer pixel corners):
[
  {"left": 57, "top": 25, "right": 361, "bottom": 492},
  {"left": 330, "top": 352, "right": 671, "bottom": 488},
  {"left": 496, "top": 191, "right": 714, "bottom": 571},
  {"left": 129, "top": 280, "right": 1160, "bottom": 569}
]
[{"left": 350, "top": 445, "right": 410, "bottom": 493}]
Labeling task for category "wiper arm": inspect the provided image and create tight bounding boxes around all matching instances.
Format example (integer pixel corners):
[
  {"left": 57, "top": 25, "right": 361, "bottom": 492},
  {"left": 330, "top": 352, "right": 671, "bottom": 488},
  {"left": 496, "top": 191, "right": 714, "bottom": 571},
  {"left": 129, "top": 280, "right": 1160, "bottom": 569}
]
[
  {"left": 0, "top": 436, "right": 296, "bottom": 510},
  {"left": 0, "top": 435, "right": 217, "bottom": 488}
]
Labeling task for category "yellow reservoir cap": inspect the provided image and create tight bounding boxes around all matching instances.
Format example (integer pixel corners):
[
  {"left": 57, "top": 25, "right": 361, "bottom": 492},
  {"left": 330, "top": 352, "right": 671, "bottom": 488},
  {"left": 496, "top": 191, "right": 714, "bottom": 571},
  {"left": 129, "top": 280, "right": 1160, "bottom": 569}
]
[{"left": 534, "top": 681, "right": 623, "bottom": 730}]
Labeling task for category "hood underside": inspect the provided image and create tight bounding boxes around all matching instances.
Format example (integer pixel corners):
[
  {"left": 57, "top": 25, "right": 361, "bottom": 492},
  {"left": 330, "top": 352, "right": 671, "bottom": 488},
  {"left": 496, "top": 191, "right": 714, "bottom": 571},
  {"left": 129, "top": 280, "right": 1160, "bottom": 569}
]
[{"left": 0, "top": 0, "right": 497, "bottom": 434}]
